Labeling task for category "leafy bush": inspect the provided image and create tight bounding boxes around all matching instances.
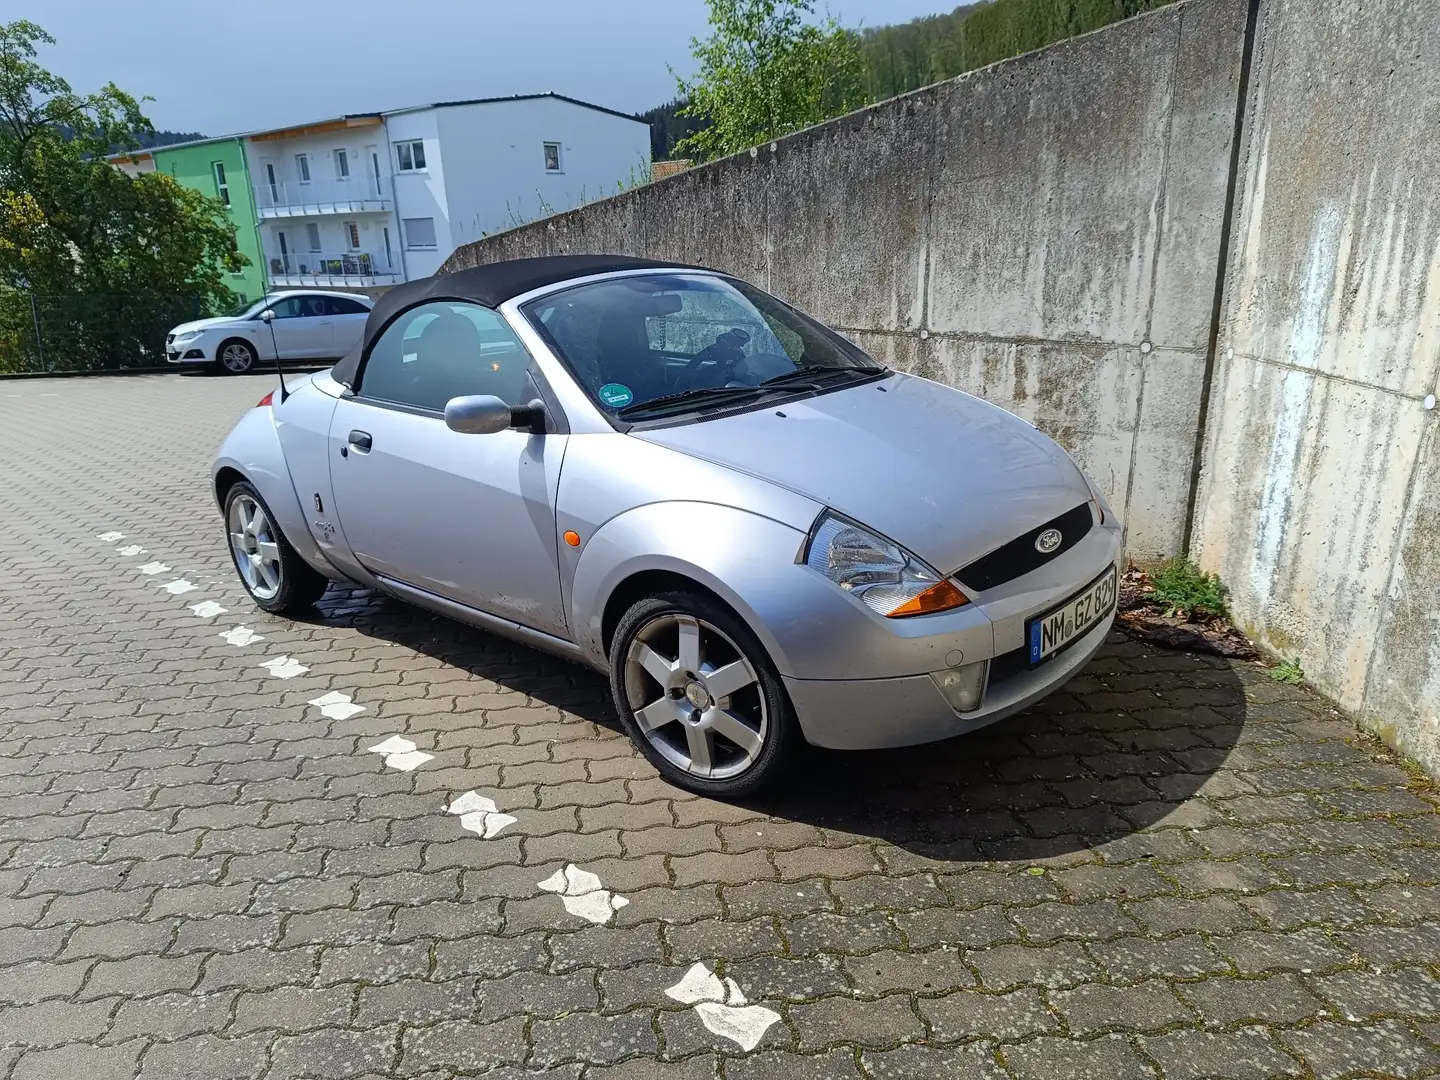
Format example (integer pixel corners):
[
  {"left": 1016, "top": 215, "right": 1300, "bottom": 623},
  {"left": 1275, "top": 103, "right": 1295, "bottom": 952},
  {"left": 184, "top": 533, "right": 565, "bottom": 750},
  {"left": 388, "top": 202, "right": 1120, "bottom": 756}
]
[
  {"left": 1144, "top": 559, "right": 1228, "bottom": 620},
  {"left": 1270, "top": 658, "right": 1305, "bottom": 685}
]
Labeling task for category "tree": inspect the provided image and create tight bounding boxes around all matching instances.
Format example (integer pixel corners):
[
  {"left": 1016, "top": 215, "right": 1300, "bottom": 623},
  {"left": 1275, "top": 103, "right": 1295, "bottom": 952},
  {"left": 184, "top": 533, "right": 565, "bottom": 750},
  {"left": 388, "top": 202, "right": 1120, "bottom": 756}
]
[
  {"left": 673, "top": 0, "right": 868, "bottom": 163},
  {"left": 0, "top": 19, "right": 243, "bottom": 372}
]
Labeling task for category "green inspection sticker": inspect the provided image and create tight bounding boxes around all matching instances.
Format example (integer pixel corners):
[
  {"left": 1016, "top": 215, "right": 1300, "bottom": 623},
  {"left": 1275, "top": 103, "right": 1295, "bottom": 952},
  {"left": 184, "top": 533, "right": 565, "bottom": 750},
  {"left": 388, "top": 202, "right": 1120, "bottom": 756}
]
[{"left": 598, "top": 383, "right": 634, "bottom": 408}]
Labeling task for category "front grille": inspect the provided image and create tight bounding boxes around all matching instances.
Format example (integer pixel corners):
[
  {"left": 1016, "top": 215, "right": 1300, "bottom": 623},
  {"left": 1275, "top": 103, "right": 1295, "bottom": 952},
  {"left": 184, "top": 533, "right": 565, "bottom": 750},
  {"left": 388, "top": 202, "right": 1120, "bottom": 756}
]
[{"left": 957, "top": 502, "right": 1093, "bottom": 592}]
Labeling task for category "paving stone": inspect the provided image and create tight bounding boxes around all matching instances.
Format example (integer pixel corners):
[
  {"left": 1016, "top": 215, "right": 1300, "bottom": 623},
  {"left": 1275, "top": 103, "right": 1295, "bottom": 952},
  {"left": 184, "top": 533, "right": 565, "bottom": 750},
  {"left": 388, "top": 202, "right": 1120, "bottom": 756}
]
[
  {"left": 475, "top": 968, "right": 599, "bottom": 1021},
  {"left": 231, "top": 985, "right": 353, "bottom": 1033},
  {"left": 968, "top": 941, "right": 1099, "bottom": 989},
  {"left": 920, "top": 987, "right": 1059, "bottom": 1040},
  {"left": 1140, "top": 1027, "right": 1302, "bottom": 1079},
  {"left": 725, "top": 1048, "right": 861, "bottom": 1080},
  {"left": 790, "top": 994, "right": 924, "bottom": 1050},
  {"left": 0, "top": 997, "right": 116, "bottom": 1048},
  {"left": 1279, "top": 1019, "right": 1440, "bottom": 1080},
  {"left": 11, "top": 1041, "right": 143, "bottom": 1080},
  {"left": 1001, "top": 1034, "right": 1155, "bottom": 1080},
  {"left": 1216, "top": 927, "right": 1356, "bottom": 974},
  {"left": 1311, "top": 966, "right": 1440, "bottom": 1020},
  {"left": 1049, "top": 979, "right": 1193, "bottom": 1033},
  {"left": 1179, "top": 973, "right": 1325, "bottom": 1025},
  {"left": 268, "top": 1024, "right": 401, "bottom": 1079},
  {"left": 862, "top": 1043, "right": 1007, "bottom": 1079},
  {"left": 135, "top": 1032, "right": 270, "bottom": 1080},
  {"left": 842, "top": 947, "right": 975, "bottom": 996},
  {"left": 529, "top": 1010, "right": 658, "bottom": 1066}
]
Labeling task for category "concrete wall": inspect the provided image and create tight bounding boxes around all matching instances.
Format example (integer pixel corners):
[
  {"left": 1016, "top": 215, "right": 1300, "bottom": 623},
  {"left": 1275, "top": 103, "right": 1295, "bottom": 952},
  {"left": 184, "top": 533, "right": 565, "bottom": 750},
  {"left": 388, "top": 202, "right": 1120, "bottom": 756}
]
[
  {"left": 1192, "top": 0, "right": 1440, "bottom": 770},
  {"left": 443, "top": 0, "right": 1251, "bottom": 564}
]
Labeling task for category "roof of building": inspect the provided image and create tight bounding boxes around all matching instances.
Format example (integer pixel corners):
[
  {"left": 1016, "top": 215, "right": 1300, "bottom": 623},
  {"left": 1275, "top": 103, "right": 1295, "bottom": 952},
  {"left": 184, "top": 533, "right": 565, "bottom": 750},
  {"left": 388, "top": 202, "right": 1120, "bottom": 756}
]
[
  {"left": 110, "top": 92, "right": 642, "bottom": 162},
  {"left": 332, "top": 255, "right": 705, "bottom": 386}
]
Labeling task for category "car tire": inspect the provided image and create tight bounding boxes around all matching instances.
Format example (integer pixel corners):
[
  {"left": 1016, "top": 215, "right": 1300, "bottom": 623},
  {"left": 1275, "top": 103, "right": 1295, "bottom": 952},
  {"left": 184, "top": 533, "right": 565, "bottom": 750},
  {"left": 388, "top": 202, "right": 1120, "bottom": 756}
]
[
  {"left": 217, "top": 338, "right": 258, "bottom": 375},
  {"left": 610, "top": 590, "right": 796, "bottom": 797},
  {"left": 223, "top": 480, "right": 328, "bottom": 614}
]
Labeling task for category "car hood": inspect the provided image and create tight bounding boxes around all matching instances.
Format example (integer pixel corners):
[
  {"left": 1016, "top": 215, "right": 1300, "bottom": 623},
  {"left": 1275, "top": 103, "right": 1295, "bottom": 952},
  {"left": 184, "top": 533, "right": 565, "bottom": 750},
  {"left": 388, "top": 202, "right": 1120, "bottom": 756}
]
[
  {"left": 631, "top": 372, "right": 1092, "bottom": 573},
  {"left": 170, "top": 316, "right": 237, "bottom": 336}
]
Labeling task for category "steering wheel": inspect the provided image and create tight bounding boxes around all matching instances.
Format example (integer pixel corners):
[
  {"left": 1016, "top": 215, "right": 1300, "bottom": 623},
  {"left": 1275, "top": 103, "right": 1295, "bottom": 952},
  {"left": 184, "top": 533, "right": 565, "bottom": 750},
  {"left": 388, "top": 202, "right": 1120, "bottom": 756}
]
[{"left": 674, "top": 328, "right": 752, "bottom": 392}]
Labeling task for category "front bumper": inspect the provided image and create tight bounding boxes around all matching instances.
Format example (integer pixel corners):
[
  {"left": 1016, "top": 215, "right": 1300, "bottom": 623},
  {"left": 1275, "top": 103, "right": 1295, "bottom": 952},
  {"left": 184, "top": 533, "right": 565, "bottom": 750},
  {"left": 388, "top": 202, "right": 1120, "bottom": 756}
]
[
  {"left": 784, "top": 609, "right": 1114, "bottom": 749},
  {"left": 166, "top": 341, "right": 208, "bottom": 363}
]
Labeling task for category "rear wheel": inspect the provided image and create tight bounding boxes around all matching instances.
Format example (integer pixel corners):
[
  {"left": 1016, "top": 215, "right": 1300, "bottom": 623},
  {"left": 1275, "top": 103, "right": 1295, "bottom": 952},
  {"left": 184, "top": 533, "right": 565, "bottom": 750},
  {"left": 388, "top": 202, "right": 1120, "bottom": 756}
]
[
  {"left": 217, "top": 339, "right": 257, "bottom": 375},
  {"left": 609, "top": 590, "right": 796, "bottom": 797},
  {"left": 224, "top": 481, "right": 327, "bottom": 613}
]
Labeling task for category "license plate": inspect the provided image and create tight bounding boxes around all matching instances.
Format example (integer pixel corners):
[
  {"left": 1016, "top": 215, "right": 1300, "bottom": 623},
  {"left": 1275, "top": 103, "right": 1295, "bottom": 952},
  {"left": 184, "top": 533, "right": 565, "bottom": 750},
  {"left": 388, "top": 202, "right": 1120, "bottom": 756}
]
[{"left": 1028, "top": 566, "right": 1117, "bottom": 665}]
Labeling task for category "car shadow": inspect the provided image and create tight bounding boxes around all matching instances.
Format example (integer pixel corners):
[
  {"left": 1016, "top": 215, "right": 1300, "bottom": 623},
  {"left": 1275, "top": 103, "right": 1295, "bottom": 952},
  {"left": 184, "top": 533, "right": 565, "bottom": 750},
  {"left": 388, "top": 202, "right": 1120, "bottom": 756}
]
[{"left": 311, "top": 585, "right": 1249, "bottom": 863}]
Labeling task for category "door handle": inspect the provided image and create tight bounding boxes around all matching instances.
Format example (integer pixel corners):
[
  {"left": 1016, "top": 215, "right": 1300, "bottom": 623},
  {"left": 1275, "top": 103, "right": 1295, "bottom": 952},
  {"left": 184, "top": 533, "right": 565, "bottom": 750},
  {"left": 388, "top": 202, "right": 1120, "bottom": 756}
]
[{"left": 348, "top": 429, "right": 372, "bottom": 453}]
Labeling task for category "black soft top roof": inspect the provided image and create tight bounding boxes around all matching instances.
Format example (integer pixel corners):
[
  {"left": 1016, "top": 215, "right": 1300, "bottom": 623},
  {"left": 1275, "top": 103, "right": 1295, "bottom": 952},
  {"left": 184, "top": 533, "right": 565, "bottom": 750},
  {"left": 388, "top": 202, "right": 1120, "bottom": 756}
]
[{"left": 333, "top": 255, "right": 706, "bottom": 386}]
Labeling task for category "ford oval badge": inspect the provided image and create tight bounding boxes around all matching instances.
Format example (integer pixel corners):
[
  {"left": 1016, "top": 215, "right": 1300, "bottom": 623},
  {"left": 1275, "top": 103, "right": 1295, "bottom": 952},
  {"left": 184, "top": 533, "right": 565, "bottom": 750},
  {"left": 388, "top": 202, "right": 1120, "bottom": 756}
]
[{"left": 1035, "top": 528, "right": 1062, "bottom": 554}]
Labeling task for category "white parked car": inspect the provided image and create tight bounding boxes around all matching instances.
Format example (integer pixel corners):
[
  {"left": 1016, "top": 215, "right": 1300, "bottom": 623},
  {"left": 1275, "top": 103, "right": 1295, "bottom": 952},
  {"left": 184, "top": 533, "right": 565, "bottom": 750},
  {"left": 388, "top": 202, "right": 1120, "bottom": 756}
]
[{"left": 166, "top": 291, "right": 373, "bottom": 374}]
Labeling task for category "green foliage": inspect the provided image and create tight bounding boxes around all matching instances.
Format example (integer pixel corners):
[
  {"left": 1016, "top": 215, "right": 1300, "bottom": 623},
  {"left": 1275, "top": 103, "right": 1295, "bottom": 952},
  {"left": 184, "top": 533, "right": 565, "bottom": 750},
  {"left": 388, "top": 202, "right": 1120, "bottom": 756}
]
[
  {"left": 1144, "top": 558, "right": 1229, "bottom": 620},
  {"left": 0, "top": 19, "right": 243, "bottom": 372},
  {"left": 673, "top": 0, "right": 868, "bottom": 162},
  {"left": 1269, "top": 658, "right": 1305, "bottom": 685},
  {"left": 860, "top": 0, "right": 1179, "bottom": 100}
]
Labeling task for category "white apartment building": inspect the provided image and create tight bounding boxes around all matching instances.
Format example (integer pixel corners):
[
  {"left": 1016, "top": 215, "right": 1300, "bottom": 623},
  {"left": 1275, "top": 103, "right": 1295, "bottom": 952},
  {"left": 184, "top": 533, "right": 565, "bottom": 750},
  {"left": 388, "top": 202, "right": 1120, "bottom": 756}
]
[{"left": 244, "top": 93, "right": 651, "bottom": 287}]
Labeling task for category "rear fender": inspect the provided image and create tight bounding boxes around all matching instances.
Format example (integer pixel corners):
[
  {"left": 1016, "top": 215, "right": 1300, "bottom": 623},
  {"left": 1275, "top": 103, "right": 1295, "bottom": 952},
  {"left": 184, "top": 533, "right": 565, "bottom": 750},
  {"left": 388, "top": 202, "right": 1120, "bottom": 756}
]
[
  {"left": 568, "top": 501, "right": 808, "bottom": 674},
  {"left": 212, "top": 406, "right": 344, "bottom": 581}
]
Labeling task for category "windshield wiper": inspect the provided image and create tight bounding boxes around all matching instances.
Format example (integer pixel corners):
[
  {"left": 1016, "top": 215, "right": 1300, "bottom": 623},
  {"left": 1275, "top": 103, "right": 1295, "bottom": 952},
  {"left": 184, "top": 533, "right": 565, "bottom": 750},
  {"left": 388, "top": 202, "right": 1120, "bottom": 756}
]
[
  {"left": 759, "top": 364, "right": 884, "bottom": 388},
  {"left": 617, "top": 384, "right": 765, "bottom": 419}
]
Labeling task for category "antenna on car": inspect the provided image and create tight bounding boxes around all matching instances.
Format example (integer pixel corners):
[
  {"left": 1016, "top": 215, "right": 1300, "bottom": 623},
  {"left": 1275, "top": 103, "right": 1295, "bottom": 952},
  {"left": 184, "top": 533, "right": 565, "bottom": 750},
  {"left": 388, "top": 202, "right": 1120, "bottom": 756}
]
[{"left": 258, "top": 292, "right": 287, "bottom": 404}]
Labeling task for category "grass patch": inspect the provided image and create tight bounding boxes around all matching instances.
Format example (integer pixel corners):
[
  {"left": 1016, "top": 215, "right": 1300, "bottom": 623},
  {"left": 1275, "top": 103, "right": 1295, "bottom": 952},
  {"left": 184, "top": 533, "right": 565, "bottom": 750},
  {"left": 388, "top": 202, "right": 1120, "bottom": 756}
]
[
  {"left": 1144, "top": 558, "right": 1228, "bottom": 620},
  {"left": 1270, "top": 657, "right": 1305, "bottom": 685}
]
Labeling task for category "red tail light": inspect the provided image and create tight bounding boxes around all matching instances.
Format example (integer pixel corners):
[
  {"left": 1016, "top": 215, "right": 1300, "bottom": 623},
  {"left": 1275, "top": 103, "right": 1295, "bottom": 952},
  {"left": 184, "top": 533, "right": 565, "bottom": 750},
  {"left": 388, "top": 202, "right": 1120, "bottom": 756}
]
[{"left": 256, "top": 391, "right": 274, "bottom": 408}]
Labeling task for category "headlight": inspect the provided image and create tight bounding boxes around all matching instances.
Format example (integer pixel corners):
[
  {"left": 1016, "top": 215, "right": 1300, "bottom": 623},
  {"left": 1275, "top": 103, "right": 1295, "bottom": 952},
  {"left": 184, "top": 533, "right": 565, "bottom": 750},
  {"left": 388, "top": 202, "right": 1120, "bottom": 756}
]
[
  {"left": 804, "top": 511, "right": 969, "bottom": 618},
  {"left": 172, "top": 330, "right": 201, "bottom": 344}
]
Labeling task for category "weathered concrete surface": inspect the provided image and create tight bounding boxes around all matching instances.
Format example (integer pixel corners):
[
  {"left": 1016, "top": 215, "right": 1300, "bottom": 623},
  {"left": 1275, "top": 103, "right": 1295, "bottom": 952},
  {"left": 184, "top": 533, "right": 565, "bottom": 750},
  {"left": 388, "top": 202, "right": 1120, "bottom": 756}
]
[
  {"left": 1193, "top": 0, "right": 1440, "bottom": 770},
  {"left": 444, "top": 0, "right": 1251, "bottom": 565}
]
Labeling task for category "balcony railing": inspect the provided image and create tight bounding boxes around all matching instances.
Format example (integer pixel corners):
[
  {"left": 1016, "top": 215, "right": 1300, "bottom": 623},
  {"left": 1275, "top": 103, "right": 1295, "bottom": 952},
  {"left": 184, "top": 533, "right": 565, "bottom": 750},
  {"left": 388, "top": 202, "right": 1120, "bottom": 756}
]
[
  {"left": 254, "top": 176, "right": 391, "bottom": 217},
  {"left": 266, "top": 250, "right": 400, "bottom": 286}
]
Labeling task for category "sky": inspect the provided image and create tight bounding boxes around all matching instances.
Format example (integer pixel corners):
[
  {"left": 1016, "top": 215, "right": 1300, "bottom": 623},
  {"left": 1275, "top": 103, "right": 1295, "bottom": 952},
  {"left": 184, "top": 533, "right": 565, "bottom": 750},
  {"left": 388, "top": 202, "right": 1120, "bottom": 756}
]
[{"left": 32, "top": 0, "right": 958, "bottom": 136}]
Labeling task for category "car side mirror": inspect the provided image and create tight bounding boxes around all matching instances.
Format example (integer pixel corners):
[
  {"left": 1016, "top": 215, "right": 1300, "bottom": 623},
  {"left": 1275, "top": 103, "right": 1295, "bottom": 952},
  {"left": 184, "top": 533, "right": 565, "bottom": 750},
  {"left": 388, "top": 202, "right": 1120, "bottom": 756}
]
[
  {"left": 259, "top": 309, "right": 275, "bottom": 323},
  {"left": 444, "top": 395, "right": 515, "bottom": 435}
]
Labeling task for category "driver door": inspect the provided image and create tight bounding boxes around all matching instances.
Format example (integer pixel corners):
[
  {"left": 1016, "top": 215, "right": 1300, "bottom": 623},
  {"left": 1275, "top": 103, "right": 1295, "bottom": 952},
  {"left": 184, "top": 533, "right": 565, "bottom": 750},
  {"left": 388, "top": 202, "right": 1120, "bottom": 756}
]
[{"left": 326, "top": 299, "right": 570, "bottom": 639}]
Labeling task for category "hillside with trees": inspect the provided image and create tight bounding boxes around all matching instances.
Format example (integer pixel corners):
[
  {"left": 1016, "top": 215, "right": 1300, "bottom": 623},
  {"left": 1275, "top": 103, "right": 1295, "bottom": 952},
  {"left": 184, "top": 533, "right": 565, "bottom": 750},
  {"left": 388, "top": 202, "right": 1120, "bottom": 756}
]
[{"left": 648, "top": 0, "right": 1180, "bottom": 161}]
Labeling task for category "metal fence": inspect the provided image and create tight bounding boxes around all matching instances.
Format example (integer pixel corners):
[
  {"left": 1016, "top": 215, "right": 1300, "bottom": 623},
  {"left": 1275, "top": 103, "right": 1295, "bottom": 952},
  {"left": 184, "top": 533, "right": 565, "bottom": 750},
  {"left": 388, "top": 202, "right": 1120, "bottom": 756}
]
[{"left": 0, "top": 289, "right": 206, "bottom": 374}]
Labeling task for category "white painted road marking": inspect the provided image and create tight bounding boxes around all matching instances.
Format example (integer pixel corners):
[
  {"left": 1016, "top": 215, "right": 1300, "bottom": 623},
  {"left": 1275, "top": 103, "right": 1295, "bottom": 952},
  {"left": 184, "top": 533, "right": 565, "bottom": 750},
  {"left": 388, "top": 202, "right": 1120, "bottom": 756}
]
[
  {"left": 537, "top": 864, "right": 629, "bottom": 925},
  {"left": 97, "top": 531, "right": 125, "bottom": 543},
  {"left": 367, "top": 735, "right": 433, "bottom": 772},
  {"left": 159, "top": 579, "right": 198, "bottom": 595},
  {"left": 220, "top": 626, "right": 263, "bottom": 646},
  {"left": 116, "top": 545, "right": 145, "bottom": 557},
  {"left": 446, "top": 790, "right": 517, "bottom": 839},
  {"left": 190, "top": 601, "right": 228, "bottom": 618},
  {"left": 309, "top": 690, "right": 365, "bottom": 721},
  {"left": 258, "top": 655, "right": 308, "bottom": 679},
  {"left": 665, "top": 962, "right": 780, "bottom": 1050},
  {"left": 136, "top": 561, "right": 170, "bottom": 575}
]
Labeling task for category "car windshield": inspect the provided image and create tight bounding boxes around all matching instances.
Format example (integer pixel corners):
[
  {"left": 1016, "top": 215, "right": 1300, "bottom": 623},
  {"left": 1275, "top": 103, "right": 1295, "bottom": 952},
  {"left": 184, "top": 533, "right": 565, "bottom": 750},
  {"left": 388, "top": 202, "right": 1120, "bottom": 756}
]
[
  {"left": 222, "top": 299, "right": 262, "bottom": 318},
  {"left": 522, "top": 273, "right": 884, "bottom": 419}
]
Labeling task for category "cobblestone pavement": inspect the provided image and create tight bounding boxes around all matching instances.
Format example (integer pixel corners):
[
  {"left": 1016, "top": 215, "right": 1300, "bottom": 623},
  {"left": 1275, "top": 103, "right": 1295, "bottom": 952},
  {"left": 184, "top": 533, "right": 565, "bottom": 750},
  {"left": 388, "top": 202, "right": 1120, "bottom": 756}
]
[{"left": 3, "top": 374, "right": 1440, "bottom": 1080}]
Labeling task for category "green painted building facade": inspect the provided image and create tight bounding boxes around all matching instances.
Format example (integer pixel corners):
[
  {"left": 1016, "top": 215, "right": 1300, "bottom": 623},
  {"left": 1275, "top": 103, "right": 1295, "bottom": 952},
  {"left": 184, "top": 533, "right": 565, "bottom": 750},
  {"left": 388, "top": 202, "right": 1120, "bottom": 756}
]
[{"left": 149, "top": 138, "right": 267, "bottom": 306}]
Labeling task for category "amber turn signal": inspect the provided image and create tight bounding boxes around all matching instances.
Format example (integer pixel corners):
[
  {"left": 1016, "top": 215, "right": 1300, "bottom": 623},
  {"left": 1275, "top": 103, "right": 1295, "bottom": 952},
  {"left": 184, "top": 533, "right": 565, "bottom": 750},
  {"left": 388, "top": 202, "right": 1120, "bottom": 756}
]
[
  {"left": 563, "top": 530, "right": 581, "bottom": 547},
  {"left": 886, "top": 579, "right": 969, "bottom": 617}
]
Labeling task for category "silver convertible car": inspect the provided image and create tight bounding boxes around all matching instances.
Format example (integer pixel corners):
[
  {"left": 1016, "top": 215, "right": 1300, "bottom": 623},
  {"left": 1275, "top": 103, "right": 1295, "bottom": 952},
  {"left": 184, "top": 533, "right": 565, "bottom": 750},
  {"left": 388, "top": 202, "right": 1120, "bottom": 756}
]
[{"left": 214, "top": 255, "right": 1121, "bottom": 795}]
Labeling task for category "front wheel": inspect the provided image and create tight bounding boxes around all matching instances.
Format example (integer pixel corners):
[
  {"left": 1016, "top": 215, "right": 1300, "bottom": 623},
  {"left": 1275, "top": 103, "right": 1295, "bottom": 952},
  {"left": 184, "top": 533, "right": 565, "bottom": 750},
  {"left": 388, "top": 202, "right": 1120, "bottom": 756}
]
[
  {"left": 217, "top": 339, "right": 258, "bottom": 375},
  {"left": 609, "top": 590, "right": 796, "bottom": 797},
  {"left": 224, "top": 481, "right": 327, "bottom": 614}
]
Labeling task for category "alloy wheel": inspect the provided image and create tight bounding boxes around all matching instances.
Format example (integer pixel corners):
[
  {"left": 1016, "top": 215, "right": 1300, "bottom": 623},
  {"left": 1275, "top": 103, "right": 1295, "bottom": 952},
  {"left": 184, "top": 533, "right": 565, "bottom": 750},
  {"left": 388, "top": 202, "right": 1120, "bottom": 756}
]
[
  {"left": 221, "top": 343, "right": 253, "bottom": 373},
  {"left": 228, "top": 493, "right": 282, "bottom": 600},
  {"left": 623, "top": 613, "right": 767, "bottom": 780}
]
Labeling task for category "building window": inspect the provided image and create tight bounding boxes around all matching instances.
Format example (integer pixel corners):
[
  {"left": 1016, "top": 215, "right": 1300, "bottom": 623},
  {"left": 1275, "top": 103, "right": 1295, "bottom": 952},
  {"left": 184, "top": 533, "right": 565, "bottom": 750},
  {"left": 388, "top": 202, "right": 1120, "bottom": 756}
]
[
  {"left": 395, "top": 139, "right": 426, "bottom": 172},
  {"left": 295, "top": 153, "right": 311, "bottom": 183},
  {"left": 212, "top": 161, "right": 230, "bottom": 205},
  {"left": 403, "top": 217, "right": 437, "bottom": 249},
  {"left": 306, "top": 223, "right": 321, "bottom": 252},
  {"left": 335, "top": 149, "right": 349, "bottom": 179},
  {"left": 343, "top": 221, "right": 361, "bottom": 250},
  {"left": 543, "top": 142, "right": 562, "bottom": 172}
]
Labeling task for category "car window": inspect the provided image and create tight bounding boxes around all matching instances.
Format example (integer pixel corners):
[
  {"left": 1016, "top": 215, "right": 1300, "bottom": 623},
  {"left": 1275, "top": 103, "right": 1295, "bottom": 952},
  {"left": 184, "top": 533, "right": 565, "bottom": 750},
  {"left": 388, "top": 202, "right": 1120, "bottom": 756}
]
[
  {"left": 328, "top": 296, "right": 369, "bottom": 316},
  {"left": 299, "top": 295, "right": 328, "bottom": 318},
  {"left": 264, "top": 297, "right": 304, "bottom": 319},
  {"left": 358, "top": 300, "right": 532, "bottom": 412},
  {"left": 522, "top": 273, "right": 879, "bottom": 416}
]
